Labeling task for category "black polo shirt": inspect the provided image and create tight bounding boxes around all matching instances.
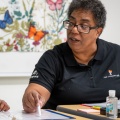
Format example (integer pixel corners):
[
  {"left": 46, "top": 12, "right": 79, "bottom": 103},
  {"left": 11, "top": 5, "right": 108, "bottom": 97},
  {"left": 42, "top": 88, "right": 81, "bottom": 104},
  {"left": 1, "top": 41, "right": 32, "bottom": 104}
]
[{"left": 30, "top": 38, "right": 120, "bottom": 110}]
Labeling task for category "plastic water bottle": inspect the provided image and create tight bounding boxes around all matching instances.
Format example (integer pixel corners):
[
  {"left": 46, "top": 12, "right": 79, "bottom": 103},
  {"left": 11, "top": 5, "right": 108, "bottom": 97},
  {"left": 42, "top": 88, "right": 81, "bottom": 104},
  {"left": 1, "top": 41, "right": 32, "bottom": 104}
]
[{"left": 106, "top": 90, "right": 118, "bottom": 119}]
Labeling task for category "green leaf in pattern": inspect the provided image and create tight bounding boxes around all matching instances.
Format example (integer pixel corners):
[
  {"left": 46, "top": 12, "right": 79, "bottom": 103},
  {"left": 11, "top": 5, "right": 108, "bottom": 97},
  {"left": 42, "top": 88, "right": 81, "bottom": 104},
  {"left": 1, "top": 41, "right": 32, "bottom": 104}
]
[
  {"left": 14, "top": 11, "right": 22, "bottom": 17},
  {"left": 54, "top": 39, "right": 62, "bottom": 45},
  {"left": 0, "top": 37, "right": 3, "bottom": 40},
  {"left": 6, "top": 45, "right": 13, "bottom": 52},
  {"left": 25, "top": 11, "right": 28, "bottom": 16},
  {"left": 0, "top": 7, "right": 7, "bottom": 14},
  {"left": 12, "top": 33, "right": 17, "bottom": 38},
  {"left": 58, "top": 24, "right": 64, "bottom": 33},
  {"left": 22, "top": 0, "right": 27, "bottom": 12},
  {"left": 0, "top": 45, "right": 3, "bottom": 52},
  {"left": 21, "top": 21, "right": 29, "bottom": 31},
  {"left": 29, "top": 0, "right": 35, "bottom": 15},
  {"left": 22, "top": 15, "right": 25, "bottom": 19}
]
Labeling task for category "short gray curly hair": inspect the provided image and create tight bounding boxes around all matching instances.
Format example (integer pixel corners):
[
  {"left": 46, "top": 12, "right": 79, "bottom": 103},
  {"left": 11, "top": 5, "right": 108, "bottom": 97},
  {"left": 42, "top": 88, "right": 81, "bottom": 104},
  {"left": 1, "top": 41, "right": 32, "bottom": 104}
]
[{"left": 68, "top": 0, "right": 107, "bottom": 28}]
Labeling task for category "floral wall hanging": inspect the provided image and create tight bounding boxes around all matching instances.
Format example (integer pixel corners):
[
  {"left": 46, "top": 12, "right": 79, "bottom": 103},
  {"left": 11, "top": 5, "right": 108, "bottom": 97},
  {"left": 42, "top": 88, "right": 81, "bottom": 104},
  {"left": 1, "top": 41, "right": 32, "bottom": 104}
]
[{"left": 0, "top": 0, "right": 71, "bottom": 52}]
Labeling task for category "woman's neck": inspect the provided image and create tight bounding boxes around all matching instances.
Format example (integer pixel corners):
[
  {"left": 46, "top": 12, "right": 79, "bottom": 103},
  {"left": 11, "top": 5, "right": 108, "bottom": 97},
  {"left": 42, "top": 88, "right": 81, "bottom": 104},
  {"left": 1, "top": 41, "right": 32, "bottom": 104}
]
[{"left": 73, "top": 46, "right": 97, "bottom": 65}]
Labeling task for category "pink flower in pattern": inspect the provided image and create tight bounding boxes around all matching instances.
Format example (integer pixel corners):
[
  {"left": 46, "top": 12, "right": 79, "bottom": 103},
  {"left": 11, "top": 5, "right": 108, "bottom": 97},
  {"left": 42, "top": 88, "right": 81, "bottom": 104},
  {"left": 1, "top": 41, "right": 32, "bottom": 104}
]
[{"left": 46, "top": 0, "right": 63, "bottom": 11}]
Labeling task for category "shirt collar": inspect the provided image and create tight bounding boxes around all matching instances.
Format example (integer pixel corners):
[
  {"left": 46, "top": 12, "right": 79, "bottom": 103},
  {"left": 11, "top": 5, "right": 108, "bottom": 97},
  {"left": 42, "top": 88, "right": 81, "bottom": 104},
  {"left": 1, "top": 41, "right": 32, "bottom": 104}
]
[
  {"left": 94, "top": 38, "right": 105, "bottom": 61},
  {"left": 63, "top": 39, "right": 105, "bottom": 66}
]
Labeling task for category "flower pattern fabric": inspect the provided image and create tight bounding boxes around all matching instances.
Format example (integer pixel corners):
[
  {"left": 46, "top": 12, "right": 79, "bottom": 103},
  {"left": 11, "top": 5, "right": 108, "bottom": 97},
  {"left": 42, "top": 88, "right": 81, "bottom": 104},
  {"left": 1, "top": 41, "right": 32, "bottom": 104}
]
[{"left": 0, "top": 0, "right": 71, "bottom": 52}]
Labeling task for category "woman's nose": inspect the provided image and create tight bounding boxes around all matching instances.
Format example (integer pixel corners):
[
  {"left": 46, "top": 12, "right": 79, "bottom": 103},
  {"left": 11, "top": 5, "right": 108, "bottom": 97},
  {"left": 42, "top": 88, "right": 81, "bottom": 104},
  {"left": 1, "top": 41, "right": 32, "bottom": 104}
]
[{"left": 71, "top": 25, "right": 79, "bottom": 34}]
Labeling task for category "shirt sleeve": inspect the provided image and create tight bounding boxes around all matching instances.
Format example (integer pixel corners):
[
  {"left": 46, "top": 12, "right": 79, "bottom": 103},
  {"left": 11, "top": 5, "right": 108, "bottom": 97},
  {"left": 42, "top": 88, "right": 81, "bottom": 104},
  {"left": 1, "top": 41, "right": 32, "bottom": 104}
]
[{"left": 29, "top": 50, "right": 59, "bottom": 93}]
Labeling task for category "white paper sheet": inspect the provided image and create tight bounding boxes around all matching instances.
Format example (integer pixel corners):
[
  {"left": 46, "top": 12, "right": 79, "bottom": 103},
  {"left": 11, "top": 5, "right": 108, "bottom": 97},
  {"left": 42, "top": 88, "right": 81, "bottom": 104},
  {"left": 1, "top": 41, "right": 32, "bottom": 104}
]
[{"left": 0, "top": 109, "right": 75, "bottom": 120}]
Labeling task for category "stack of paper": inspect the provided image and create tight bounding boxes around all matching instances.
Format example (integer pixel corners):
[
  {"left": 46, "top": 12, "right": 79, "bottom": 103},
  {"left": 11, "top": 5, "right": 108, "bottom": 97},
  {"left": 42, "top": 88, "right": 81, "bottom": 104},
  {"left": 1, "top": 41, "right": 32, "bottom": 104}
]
[{"left": 82, "top": 99, "right": 120, "bottom": 109}]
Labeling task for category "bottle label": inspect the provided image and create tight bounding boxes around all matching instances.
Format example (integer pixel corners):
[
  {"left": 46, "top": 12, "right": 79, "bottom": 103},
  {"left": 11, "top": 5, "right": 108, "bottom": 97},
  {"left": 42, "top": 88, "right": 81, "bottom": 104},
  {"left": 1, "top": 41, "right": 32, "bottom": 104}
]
[{"left": 106, "top": 104, "right": 113, "bottom": 113}]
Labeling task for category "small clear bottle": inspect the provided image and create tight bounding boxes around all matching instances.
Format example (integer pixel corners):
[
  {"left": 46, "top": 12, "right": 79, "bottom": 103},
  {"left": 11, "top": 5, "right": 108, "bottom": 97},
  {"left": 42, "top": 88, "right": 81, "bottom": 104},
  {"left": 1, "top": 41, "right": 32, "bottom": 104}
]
[{"left": 106, "top": 90, "right": 118, "bottom": 119}]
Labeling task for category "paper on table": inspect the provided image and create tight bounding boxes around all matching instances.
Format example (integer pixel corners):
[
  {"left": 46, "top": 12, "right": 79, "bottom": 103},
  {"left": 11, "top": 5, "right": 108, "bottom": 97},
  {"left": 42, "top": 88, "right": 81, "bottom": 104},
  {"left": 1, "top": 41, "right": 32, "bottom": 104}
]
[
  {"left": 78, "top": 108, "right": 100, "bottom": 113},
  {"left": 0, "top": 111, "right": 13, "bottom": 120},
  {"left": 83, "top": 99, "right": 120, "bottom": 109},
  {"left": 0, "top": 109, "right": 75, "bottom": 120}
]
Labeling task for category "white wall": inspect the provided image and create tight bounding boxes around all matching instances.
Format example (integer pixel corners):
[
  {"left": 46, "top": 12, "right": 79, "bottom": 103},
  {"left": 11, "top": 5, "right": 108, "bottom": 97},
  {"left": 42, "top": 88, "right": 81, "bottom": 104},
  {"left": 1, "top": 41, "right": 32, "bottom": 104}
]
[
  {"left": 0, "top": 52, "right": 44, "bottom": 76},
  {"left": 0, "top": 0, "right": 120, "bottom": 111},
  {"left": 0, "top": 77, "right": 29, "bottom": 110},
  {"left": 100, "top": 0, "right": 120, "bottom": 44}
]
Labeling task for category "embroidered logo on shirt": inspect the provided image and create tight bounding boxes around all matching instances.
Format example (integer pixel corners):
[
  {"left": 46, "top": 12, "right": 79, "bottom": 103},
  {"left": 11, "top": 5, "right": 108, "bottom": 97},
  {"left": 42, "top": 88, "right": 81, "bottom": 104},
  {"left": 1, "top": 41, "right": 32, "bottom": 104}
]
[
  {"left": 108, "top": 70, "right": 112, "bottom": 75},
  {"left": 103, "top": 69, "right": 120, "bottom": 78},
  {"left": 31, "top": 70, "right": 39, "bottom": 78}
]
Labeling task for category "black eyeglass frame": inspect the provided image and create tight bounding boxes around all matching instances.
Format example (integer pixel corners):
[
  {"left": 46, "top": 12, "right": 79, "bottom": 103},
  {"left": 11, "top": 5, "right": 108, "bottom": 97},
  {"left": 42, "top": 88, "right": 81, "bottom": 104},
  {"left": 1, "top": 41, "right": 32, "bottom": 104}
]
[{"left": 63, "top": 20, "right": 98, "bottom": 34}]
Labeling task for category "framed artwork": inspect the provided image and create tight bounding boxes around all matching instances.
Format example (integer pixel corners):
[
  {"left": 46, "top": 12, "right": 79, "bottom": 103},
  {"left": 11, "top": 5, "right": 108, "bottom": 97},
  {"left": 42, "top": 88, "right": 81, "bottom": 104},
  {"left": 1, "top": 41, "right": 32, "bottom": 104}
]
[{"left": 0, "top": 0, "right": 71, "bottom": 52}]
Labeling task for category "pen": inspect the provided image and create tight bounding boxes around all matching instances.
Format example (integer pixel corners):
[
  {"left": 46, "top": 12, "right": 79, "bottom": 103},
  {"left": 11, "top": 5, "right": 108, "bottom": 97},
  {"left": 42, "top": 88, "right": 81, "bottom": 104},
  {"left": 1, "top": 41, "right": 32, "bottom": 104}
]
[
  {"left": 81, "top": 104, "right": 91, "bottom": 108},
  {"left": 37, "top": 105, "right": 41, "bottom": 116},
  {"left": 92, "top": 106, "right": 101, "bottom": 110}
]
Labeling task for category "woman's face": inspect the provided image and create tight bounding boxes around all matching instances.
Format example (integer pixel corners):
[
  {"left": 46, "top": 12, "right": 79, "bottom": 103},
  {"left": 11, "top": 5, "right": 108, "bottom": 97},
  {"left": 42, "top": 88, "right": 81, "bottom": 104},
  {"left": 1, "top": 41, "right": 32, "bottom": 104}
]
[{"left": 67, "top": 9, "right": 102, "bottom": 53}]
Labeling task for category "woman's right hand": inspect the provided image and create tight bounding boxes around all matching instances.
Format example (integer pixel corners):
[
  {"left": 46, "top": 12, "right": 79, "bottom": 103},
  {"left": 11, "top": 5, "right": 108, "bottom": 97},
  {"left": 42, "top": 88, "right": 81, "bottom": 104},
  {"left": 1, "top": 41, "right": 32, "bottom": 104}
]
[
  {"left": 22, "top": 90, "right": 44, "bottom": 113},
  {"left": 22, "top": 83, "right": 50, "bottom": 113}
]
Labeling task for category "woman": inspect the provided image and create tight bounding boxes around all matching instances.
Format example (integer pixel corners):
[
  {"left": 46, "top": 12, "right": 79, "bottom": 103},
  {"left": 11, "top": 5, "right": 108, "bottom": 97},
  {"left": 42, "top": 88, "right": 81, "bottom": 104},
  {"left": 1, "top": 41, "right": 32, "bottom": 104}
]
[{"left": 22, "top": 0, "right": 120, "bottom": 112}]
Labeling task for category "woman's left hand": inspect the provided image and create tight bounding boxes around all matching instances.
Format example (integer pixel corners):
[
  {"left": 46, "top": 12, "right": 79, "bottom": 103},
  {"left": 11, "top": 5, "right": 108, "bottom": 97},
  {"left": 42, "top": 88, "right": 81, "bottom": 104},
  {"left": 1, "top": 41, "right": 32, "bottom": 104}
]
[{"left": 0, "top": 99, "right": 10, "bottom": 111}]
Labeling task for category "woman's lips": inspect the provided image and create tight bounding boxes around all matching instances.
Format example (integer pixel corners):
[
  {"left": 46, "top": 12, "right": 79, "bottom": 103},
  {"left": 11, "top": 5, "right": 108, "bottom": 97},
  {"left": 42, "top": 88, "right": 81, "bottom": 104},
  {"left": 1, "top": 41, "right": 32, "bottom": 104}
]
[{"left": 69, "top": 37, "right": 80, "bottom": 42}]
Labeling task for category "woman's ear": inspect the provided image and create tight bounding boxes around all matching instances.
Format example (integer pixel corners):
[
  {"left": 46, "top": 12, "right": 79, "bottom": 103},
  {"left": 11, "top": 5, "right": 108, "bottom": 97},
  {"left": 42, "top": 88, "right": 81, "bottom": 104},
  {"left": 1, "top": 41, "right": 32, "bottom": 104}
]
[{"left": 96, "top": 27, "right": 103, "bottom": 37}]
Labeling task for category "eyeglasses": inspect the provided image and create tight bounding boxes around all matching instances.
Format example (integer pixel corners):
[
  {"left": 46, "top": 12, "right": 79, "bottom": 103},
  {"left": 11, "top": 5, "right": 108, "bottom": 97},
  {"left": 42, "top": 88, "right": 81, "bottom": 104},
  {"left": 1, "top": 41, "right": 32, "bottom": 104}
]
[{"left": 63, "top": 20, "right": 98, "bottom": 34}]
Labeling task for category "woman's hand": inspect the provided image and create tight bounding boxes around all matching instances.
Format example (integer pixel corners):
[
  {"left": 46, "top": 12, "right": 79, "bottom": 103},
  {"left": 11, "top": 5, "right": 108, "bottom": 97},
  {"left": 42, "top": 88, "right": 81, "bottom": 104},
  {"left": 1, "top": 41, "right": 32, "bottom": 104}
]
[
  {"left": 22, "top": 83, "right": 50, "bottom": 113},
  {"left": 0, "top": 99, "right": 10, "bottom": 111},
  {"left": 22, "top": 90, "right": 45, "bottom": 113}
]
